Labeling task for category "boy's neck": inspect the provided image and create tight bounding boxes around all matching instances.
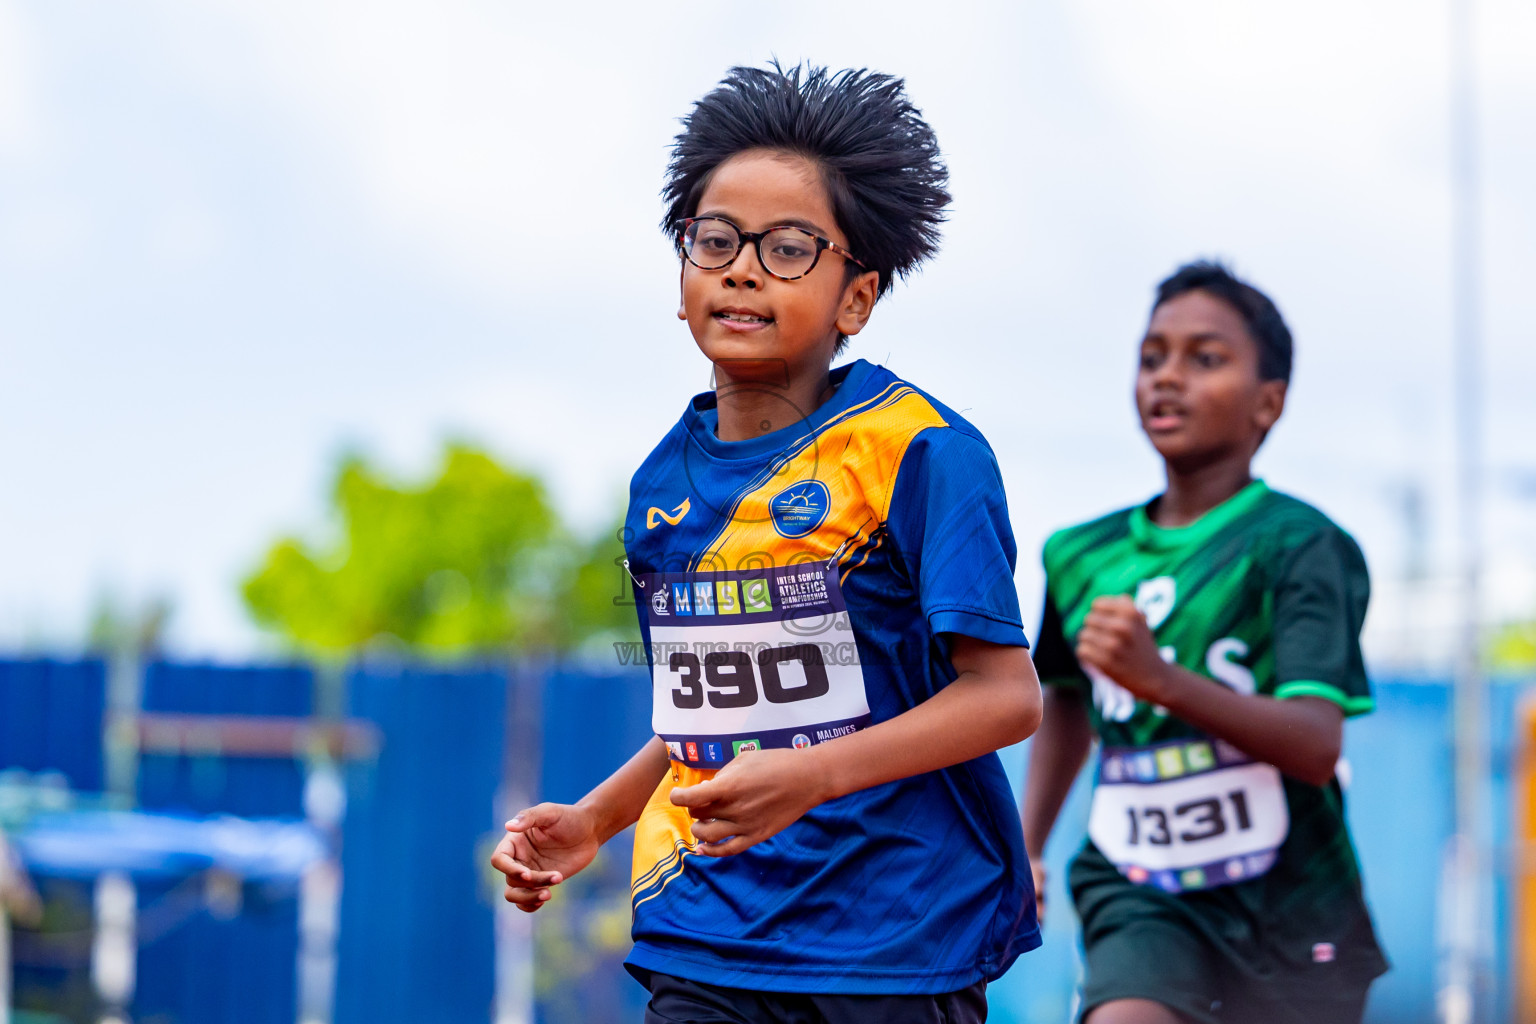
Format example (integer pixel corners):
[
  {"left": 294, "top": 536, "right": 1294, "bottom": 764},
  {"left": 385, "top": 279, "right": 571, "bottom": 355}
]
[
  {"left": 1154, "top": 458, "right": 1255, "bottom": 528},
  {"left": 713, "top": 362, "right": 837, "bottom": 443}
]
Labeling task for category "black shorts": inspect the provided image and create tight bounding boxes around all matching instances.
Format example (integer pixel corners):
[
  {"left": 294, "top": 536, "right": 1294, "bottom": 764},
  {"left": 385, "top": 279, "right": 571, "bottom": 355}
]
[{"left": 634, "top": 969, "right": 988, "bottom": 1024}]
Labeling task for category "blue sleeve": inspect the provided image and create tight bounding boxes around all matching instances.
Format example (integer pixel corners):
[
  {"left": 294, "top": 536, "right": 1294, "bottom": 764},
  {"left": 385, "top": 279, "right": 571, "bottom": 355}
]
[{"left": 885, "top": 427, "right": 1029, "bottom": 648}]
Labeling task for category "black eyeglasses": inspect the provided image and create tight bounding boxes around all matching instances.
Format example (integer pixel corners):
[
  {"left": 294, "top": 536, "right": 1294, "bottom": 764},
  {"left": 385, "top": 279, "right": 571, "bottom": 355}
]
[{"left": 677, "top": 217, "right": 867, "bottom": 281}]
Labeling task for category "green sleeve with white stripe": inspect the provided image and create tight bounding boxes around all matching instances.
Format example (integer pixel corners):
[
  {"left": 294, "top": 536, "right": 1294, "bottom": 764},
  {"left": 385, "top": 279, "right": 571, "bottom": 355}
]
[{"left": 1271, "top": 527, "right": 1375, "bottom": 716}]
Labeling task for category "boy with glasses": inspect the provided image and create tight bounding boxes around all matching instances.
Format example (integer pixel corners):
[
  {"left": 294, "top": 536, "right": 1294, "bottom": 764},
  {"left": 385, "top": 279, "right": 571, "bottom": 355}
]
[
  {"left": 491, "top": 62, "right": 1043, "bottom": 1023},
  {"left": 1022, "top": 262, "right": 1388, "bottom": 1024}
]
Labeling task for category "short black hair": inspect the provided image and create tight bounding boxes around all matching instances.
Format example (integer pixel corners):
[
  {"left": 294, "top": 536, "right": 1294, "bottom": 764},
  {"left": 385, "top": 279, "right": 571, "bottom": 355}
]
[
  {"left": 1152, "top": 260, "right": 1293, "bottom": 383},
  {"left": 662, "top": 61, "right": 950, "bottom": 303}
]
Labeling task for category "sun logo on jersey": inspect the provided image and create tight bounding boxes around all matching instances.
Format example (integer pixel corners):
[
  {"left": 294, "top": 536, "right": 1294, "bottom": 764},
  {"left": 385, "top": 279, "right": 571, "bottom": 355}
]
[{"left": 769, "top": 480, "right": 830, "bottom": 538}]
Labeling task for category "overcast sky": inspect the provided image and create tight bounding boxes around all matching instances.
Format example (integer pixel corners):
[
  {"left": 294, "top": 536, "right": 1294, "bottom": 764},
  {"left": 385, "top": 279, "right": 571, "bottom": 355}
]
[{"left": 1, "top": 0, "right": 1533, "bottom": 661}]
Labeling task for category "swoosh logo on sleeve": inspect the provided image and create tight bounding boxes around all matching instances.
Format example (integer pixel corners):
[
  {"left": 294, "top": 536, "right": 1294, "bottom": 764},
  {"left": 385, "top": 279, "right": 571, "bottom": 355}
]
[{"left": 646, "top": 498, "right": 691, "bottom": 529}]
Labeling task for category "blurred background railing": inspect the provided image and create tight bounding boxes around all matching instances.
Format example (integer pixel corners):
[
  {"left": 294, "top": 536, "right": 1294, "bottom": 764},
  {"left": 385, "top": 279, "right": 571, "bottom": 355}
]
[{"left": 1, "top": 655, "right": 1531, "bottom": 1024}]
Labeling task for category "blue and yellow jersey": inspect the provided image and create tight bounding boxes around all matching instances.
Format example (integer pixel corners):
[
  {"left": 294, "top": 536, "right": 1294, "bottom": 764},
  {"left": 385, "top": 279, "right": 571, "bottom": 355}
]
[{"left": 621, "top": 358, "right": 1040, "bottom": 994}]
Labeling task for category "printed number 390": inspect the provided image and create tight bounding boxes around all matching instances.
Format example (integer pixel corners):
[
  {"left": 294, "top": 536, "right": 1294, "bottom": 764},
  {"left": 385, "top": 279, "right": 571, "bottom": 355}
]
[
  {"left": 670, "top": 645, "right": 830, "bottom": 709},
  {"left": 1126, "top": 790, "right": 1253, "bottom": 846}
]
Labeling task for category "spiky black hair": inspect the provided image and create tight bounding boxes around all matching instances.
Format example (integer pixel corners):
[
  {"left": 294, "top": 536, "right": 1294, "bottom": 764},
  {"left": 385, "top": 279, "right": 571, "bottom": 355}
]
[
  {"left": 1153, "top": 260, "right": 1294, "bottom": 384},
  {"left": 661, "top": 62, "right": 950, "bottom": 302}
]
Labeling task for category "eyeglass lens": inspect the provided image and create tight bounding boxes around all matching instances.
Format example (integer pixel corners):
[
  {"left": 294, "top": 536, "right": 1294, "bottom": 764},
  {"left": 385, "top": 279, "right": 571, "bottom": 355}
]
[{"left": 683, "top": 219, "right": 821, "bottom": 279}]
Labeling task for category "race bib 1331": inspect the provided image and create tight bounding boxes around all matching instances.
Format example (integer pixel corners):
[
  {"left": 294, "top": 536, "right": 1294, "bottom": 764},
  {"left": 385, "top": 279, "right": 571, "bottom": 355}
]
[{"left": 1088, "top": 738, "right": 1289, "bottom": 893}]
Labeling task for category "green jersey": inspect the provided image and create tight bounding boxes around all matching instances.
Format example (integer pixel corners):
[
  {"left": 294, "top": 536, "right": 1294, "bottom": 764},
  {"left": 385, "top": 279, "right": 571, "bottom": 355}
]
[{"left": 1036, "top": 480, "right": 1388, "bottom": 984}]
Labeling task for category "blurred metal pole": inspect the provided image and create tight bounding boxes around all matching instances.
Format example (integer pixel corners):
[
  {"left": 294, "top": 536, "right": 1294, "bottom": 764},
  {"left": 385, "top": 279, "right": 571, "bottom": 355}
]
[
  {"left": 1440, "top": 0, "right": 1487, "bottom": 1020},
  {"left": 495, "top": 663, "right": 541, "bottom": 1024},
  {"left": 103, "top": 650, "right": 143, "bottom": 802}
]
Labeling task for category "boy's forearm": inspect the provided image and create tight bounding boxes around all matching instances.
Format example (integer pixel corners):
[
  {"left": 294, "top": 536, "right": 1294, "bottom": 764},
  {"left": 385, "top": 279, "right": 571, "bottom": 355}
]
[
  {"left": 806, "top": 642, "right": 1042, "bottom": 805},
  {"left": 576, "top": 735, "right": 671, "bottom": 843},
  {"left": 1150, "top": 665, "right": 1343, "bottom": 786},
  {"left": 1021, "top": 686, "right": 1094, "bottom": 858}
]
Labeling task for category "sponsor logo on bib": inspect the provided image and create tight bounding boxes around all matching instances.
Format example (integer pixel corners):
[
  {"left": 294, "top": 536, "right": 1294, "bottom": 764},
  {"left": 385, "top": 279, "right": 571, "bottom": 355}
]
[
  {"left": 716, "top": 580, "right": 741, "bottom": 615},
  {"left": 671, "top": 583, "right": 693, "bottom": 614},
  {"left": 742, "top": 577, "right": 774, "bottom": 613}
]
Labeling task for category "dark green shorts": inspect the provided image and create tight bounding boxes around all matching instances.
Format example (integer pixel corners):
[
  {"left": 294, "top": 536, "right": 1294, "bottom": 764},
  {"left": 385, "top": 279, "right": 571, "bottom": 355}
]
[
  {"left": 1071, "top": 849, "right": 1380, "bottom": 1024},
  {"left": 1079, "top": 911, "right": 1370, "bottom": 1024}
]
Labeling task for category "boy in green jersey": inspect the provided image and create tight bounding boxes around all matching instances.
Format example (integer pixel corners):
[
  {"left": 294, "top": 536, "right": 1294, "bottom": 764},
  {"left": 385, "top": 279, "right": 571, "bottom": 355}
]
[{"left": 1022, "top": 261, "right": 1388, "bottom": 1024}]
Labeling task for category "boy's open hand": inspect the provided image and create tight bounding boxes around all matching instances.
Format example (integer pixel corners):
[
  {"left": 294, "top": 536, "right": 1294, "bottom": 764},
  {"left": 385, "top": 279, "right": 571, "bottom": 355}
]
[
  {"left": 670, "top": 748, "right": 827, "bottom": 857},
  {"left": 490, "top": 803, "right": 600, "bottom": 913},
  {"left": 1075, "top": 595, "right": 1171, "bottom": 703}
]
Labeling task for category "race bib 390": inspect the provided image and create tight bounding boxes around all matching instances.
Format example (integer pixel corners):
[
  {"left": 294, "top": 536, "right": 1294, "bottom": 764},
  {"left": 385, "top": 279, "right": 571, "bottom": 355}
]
[
  {"left": 641, "top": 564, "right": 871, "bottom": 769},
  {"left": 1088, "top": 738, "right": 1289, "bottom": 893}
]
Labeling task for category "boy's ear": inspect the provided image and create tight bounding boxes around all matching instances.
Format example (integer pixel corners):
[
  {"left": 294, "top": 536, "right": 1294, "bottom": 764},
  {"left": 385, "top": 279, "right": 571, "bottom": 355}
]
[
  {"left": 1254, "top": 379, "right": 1287, "bottom": 434},
  {"left": 835, "top": 270, "right": 881, "bottom": 338},
  {"left": 677, "top": 264, "right": 688, "bottom": 320}
]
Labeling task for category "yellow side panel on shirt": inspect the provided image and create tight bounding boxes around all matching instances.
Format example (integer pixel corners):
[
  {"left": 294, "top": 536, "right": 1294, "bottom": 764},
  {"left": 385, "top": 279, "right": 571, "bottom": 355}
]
[
  {"left": 631, "top": 763, "right": 711, "bottom": 905},
  {"left": 630, "top": 381, "right": 947, "bottom": 903}
]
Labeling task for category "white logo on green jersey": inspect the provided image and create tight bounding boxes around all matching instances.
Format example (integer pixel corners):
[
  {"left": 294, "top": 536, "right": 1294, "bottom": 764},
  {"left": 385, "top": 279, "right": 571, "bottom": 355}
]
[
  {"left": 1205, "top": 637, "right": 1257, "bottom": 695},
  {"left": 1134, "top": 576, "right": 1177, "bottom": 629}
]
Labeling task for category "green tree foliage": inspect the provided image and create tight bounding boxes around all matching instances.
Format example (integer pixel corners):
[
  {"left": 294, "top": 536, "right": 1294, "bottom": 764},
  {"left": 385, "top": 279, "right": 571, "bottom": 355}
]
[
  {"left": 242, "top": 443, "right": 635, "bottom": 658},
  {"left": 548, "top": 519, "right": 638, "bottom": 654}
]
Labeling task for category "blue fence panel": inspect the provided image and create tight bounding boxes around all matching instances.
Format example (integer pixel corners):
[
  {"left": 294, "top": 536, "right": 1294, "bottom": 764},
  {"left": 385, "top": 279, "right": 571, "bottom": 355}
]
[
  {"left": 0, "top": 659, "right": 50, "bottom": 773},
  {"left": 132, "top": 874, "right": 303, "bottom": 1024},
  {"left": 540, "top": 665, "right": 653, "bottom": 806},
  {"left": 138, "top": 662, "right": 313, "bottom": 818},
  {"left": 43, "top": 660, "right": 108, "bottom": 791},
  {"left": 1347, "top": 679, "right": 1455, "bottom": 1023},
  {"left": 536, "top": 664, "right": 654, "bottom": 1024},
  {"left": 0, "top": 658, "right": 106, "bottom": 791},
  {"left": 334, "top": 663, "right": 507, "bottom": 1024}
]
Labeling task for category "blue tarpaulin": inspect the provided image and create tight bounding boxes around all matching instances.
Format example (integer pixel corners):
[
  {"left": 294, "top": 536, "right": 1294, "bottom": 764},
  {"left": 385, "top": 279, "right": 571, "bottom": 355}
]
[{"left": 14, "top": 810, "right": 325, "bottom": 883}]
